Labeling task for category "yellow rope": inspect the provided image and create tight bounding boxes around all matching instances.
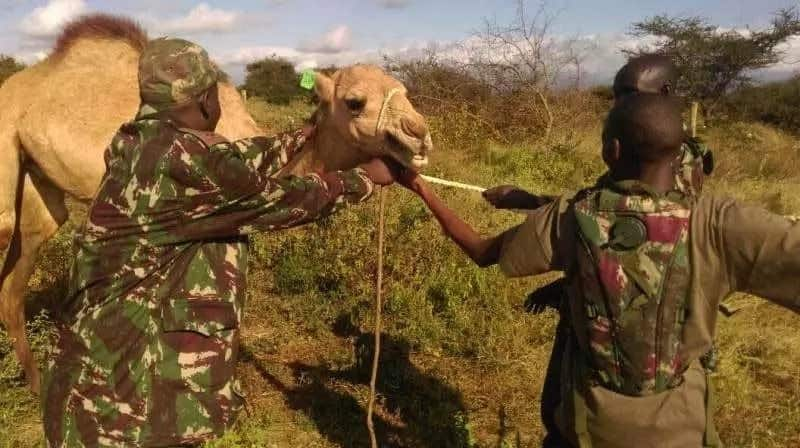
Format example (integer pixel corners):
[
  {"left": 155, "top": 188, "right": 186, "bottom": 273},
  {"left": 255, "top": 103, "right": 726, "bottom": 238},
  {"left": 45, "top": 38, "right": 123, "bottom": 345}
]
[{"left": 366, "top": 186, "right": 386, "bottom": 448}]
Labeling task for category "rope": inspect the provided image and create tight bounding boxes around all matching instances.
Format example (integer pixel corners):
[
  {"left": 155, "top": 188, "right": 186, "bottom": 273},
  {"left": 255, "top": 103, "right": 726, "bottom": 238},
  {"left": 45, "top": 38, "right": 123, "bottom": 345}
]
[
  {"left": 365, "top": 86, "right": 402, "bottom": 447},
  {"left": 366, "top": 186, "right": 386, "bottom": 448},
  {"left": 376, "top": 88, "right": 402, "bottom": 135},
  {"left": 420, "top": 174, "right": 487, "bottom": 192}
]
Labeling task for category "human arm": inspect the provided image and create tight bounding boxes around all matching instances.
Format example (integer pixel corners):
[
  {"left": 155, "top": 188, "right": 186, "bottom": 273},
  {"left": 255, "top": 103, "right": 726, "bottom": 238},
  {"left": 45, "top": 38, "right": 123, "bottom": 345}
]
[
  {"left": 400, "top": 172, "right": 503, "bottom": 267},
  {"left": 166, "top": 135, "right": 394, "bottom": 241},
  {"left": 222, "top": 126, "right": 313, "bottom": 177},
  {"left": 716, "top": 198, "right": 800, "bottom": 313},
  {"left": 483, "top": 185, "right": 557, "bottom": 210}
]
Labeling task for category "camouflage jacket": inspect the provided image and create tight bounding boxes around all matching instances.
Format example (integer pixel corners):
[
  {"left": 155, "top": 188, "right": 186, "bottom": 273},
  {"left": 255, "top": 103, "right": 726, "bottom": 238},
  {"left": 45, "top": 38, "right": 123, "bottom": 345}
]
[{"left": 42, "top": 119, "right": 373, "bottom": 447}]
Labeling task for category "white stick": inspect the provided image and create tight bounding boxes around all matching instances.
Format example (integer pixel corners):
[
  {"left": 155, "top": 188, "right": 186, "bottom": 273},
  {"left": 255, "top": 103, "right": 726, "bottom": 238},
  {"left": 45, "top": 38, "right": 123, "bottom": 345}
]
[{"left": 420, "top": 174, "right": 487, "bottom": 193}]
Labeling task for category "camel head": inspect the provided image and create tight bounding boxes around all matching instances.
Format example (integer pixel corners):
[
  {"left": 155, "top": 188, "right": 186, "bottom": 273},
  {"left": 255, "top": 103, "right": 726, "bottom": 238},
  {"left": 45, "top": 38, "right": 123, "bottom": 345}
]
[{"left": 312, "top": 65, "right": 432, "bottom": 169}]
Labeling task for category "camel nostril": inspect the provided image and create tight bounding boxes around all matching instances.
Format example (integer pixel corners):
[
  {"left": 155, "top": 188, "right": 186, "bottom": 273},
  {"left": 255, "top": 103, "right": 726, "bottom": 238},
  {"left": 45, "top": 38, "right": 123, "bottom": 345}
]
[{"left": 401, "top": 117, "right": 428, "bottom": 140}]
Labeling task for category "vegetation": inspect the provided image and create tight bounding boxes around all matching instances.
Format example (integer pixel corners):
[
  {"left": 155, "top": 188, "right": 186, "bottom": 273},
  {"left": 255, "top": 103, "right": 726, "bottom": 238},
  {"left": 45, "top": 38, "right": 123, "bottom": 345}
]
[
  {"left": 0, "top": 55, "right": 24, "bottom": 86},
  {"left": 242, "top": 56, "right": 310, "bottom": 105},
  {"left": 721, "top": 76, "right": 800, "bottom": 135}
]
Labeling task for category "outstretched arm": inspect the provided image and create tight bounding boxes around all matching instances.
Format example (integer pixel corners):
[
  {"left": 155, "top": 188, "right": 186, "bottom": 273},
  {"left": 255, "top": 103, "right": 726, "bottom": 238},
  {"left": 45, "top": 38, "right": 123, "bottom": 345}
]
[
  {"left": 483, "top": 185, "right": 557, "bottom": 210},
  {"left": 719, "top": 199, "right": 800, "bottom": 314},
  {"left": 401, "top": 172, "right": 503, "bottom": 267},
  {"left": 167, "top": 131, "right": 396, "bottom": 242}
]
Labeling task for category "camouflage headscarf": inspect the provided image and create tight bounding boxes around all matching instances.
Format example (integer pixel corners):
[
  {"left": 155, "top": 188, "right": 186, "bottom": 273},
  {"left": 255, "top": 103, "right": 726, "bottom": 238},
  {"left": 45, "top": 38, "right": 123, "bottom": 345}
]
[{"left": 137, "top": 37, "right": 219, "bottom": 119}]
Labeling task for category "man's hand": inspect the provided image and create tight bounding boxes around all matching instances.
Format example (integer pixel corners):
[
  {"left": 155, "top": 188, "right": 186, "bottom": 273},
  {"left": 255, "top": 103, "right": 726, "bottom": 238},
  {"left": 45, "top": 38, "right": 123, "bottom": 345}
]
[
  {"left": 395, "top": 167, "right": 428, "bottom": 195},
  {"left": 483, "top": 185, "right": 556, "bottom": 210},
  {"left": 523, "top": 279, "right": 565, "bottom": 314},
  {"left": 483, "top": 185, "right": 521, "bottom": 208},
  {"left": 358, "top": 158, "right": 397, "bottom": 186}
]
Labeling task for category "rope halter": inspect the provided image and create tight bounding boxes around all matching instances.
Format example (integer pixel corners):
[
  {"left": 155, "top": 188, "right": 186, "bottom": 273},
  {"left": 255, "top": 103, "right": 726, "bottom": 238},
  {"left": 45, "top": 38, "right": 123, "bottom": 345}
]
[{"left": 376, "top": 87, "right": 402, "bottom": 135}]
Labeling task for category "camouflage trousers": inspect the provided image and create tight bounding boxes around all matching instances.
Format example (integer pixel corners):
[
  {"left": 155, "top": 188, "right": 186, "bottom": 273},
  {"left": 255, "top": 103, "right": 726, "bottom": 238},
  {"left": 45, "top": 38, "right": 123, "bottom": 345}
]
[{"left": 42, "top": 310, "right": 244, "bottom": 447}]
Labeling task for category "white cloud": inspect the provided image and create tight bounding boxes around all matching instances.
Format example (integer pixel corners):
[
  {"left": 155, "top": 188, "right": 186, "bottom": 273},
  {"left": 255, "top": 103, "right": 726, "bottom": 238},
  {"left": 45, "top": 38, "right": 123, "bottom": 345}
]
[
  {"left": 298, "top": 25, "right": 352, "bottom": 54},
  {"left": 753, "top": 35, "right": 800, "bottom": 81},
  {"left": 19, "top": 0, "right": 88, "bottom": 38},
  {"left": 376, "top": 0, "right": 411, "bottom": 9},
  {"left": 219, "top": 45, "right": 302, "bottom": 66},
  {"left": 215, "top": 42, "right": 383, "bottom": 82},
  {"left": 216, "top": 29, "right": 800, "bottom": 86},
  {"left": 13, "top": 49, "right": 49, "bottom": 64},
  {"left": 157, "top": 3, "right": 240, "bottom": 34}
]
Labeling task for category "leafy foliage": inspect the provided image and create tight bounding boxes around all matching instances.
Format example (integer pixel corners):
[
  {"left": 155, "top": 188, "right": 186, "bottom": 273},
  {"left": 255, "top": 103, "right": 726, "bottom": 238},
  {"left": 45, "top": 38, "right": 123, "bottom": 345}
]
[
  {"left": 388, "top": 53, "right": 607, "bottom": 146},
  {"left": 242, "top": 56, "right": 308, "bottom": 104},
  {"left": 0, "top": 55, "right": 25, "bottom": 86},
  {"left": 722, "top": 76, "right": 800, "bottom": 134}
]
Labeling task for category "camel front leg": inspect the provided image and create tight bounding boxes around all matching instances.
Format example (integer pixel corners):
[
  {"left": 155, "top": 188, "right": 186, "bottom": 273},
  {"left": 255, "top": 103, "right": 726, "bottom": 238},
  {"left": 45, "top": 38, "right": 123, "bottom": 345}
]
[
  {"left": 0, "top": 130, "right": 21, "bottom": 268},
  {"left": 0, "top": 170, "right": 67, "bottom": 394}
]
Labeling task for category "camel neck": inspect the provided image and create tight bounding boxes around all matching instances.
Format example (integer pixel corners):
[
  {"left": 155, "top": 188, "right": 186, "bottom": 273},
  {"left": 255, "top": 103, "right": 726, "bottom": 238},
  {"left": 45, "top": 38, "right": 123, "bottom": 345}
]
[{"left": 289, "top": 121, "right": 368, "bottom": 175}]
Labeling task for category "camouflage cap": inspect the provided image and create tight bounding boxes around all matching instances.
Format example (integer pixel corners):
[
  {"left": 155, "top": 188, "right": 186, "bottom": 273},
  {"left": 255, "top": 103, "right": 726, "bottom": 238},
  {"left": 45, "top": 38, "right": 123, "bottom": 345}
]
[{"left": 137, "top": 37, "right": 219, "bottom": 119}]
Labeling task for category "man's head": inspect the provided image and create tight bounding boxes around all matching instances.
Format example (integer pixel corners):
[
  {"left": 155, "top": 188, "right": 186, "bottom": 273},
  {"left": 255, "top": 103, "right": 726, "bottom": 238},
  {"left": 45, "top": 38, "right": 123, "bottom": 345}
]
[
  {"left": 602, "top": 93, "right": 685, "bottom": 181},
  {"left": 613, "top": 54, "right": 678, "bottom": 101},
  {"left": 137, "top": 38, "right": 221, "bottom": 131}
]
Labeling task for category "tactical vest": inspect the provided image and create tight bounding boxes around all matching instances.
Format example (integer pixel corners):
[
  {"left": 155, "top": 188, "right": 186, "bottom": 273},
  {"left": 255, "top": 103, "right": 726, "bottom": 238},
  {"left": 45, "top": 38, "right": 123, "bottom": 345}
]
[{"left": 571, "top": 183, "right": 692, "bottom": 396}]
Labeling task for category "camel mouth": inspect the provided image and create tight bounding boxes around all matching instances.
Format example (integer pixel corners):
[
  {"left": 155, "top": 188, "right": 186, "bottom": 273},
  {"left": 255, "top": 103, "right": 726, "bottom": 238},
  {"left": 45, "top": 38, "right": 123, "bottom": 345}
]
[
  {"left": 385, "top": 130, "right": 431, "bottom": 169},
  {"left": 411, "top": 154, "right": 429, "bottom": 168}
]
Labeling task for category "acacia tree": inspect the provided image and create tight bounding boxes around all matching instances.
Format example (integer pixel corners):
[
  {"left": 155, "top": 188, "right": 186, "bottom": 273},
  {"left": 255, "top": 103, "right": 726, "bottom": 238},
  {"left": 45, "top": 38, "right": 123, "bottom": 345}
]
[
  {"left": 627, "top": 9, "right": 800, "bottom": 116},
  {"left": 0, "top": 55, "right": 25, "bottom": 86}
]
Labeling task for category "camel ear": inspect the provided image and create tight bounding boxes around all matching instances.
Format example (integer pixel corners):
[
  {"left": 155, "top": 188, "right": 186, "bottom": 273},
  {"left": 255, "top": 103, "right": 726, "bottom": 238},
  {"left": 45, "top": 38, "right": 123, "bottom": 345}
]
[{"left": 314, "top": 72, "right": 335, "bottom": 104}]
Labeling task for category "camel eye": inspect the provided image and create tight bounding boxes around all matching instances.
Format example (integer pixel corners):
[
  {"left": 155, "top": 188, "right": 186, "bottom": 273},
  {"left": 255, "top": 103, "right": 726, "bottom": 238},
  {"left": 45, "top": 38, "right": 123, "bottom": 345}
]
[{"left": 345, "top": 97, "right": 366, "bottom": 113}]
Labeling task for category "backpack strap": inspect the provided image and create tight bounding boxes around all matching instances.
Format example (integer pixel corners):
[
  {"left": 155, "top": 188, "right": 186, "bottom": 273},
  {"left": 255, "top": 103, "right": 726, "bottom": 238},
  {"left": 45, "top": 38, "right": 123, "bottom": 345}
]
[{"left": 703, "top": 372, "right": 723, "bottom": 447}]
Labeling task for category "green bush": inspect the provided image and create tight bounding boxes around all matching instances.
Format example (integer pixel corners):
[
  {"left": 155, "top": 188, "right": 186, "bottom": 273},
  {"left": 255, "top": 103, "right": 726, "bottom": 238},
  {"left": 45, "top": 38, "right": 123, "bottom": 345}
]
[
  {"left": 722, "top": 76, "right": 800, "bottom": 135},
  {"left": 0, "top": 55, "right": 25, "bottom": 86},
  {"left": 242, "top": 56, "right": 309, "bottom": 105}
]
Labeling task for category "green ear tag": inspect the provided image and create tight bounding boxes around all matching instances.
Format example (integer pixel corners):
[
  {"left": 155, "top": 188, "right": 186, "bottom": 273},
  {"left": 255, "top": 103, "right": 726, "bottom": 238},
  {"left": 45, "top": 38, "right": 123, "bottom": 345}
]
[{"left": 300, "top": 69, "right": 316, "bottom": 90}]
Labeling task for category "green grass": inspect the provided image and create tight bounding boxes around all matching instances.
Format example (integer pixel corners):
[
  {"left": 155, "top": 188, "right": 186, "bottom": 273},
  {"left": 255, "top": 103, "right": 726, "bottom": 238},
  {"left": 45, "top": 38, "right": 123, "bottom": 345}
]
[{"left": 1, "top": 98, "right": 799, "bottom": 447}]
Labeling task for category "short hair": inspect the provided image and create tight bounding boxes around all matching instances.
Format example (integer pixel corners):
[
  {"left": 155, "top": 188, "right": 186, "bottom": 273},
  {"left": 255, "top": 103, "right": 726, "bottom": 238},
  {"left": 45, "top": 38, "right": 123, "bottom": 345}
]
[
  {"left": 613, "top": 54, "right": 678, "bottom": 98},
  {"left": 603, "top": 93, "right": 685, "bottom": 163}
]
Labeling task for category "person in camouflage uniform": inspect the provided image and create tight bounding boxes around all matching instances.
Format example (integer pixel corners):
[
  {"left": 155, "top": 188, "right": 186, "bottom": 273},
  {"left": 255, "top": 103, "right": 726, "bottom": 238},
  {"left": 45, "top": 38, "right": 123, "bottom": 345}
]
[
  {"left": 41, "top": 38, "right": 397, "bottom": 447},
  {"left": 482, "top": 54, "right": 713, "bottom": 447},
  {"left": 397, "top": 94, "right": 800, "bottom": 447}
]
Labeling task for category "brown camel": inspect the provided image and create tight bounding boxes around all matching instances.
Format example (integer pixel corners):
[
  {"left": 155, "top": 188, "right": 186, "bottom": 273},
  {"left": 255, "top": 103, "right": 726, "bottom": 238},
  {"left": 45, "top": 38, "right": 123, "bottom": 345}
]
[{"left": 0, "top": 14, "right": 433, "bottom": 393}]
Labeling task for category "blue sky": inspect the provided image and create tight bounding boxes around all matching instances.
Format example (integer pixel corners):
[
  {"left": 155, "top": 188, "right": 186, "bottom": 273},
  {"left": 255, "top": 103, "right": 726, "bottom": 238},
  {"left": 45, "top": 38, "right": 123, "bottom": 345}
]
[{"left": 2, "top": 0, "right": 798, "bottom": 83}]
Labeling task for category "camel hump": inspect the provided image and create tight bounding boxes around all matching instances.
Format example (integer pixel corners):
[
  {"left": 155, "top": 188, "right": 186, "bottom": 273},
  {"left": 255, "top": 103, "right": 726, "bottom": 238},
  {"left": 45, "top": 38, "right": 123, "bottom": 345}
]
[
  {"left": 52, "top": 14, "right": 148, "bottom": 59},
  {"left": 178, "top": 128, "right": 230, "bottom": 148}
]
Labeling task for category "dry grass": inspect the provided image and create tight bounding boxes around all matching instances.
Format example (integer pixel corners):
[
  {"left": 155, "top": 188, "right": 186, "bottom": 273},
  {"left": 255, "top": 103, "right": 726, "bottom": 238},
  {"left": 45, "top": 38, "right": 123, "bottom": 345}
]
[{"left": 1, "top": 98, "right": 799, "bottom": 448}]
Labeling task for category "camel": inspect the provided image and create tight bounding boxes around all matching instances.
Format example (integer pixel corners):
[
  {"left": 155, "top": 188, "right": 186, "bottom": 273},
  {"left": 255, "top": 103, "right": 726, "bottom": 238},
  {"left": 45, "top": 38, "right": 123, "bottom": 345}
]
[{"left": 0, "top": 14, "right": 433, "bottom": 393}]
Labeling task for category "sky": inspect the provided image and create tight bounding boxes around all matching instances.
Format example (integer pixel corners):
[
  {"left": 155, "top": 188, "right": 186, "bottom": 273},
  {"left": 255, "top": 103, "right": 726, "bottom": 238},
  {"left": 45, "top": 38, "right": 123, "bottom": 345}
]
[{"left": 1, "top": 0, "right": 799, "bottom": 84}]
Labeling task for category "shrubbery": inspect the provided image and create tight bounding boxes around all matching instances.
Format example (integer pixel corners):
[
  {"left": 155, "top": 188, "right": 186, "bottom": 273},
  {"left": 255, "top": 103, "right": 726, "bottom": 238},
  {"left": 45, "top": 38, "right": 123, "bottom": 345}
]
[
  {"left": 721, "top": 76, "right": 800, "bottom": 135},
  {"left": 0, "top": 55, "right": 24, "bottom": 86},
  {"left": 242, "top": 56, "right": 309, "bottom": 105},
  {"left": 387, "top": 56, "right": 608, "bottom": 149}
]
